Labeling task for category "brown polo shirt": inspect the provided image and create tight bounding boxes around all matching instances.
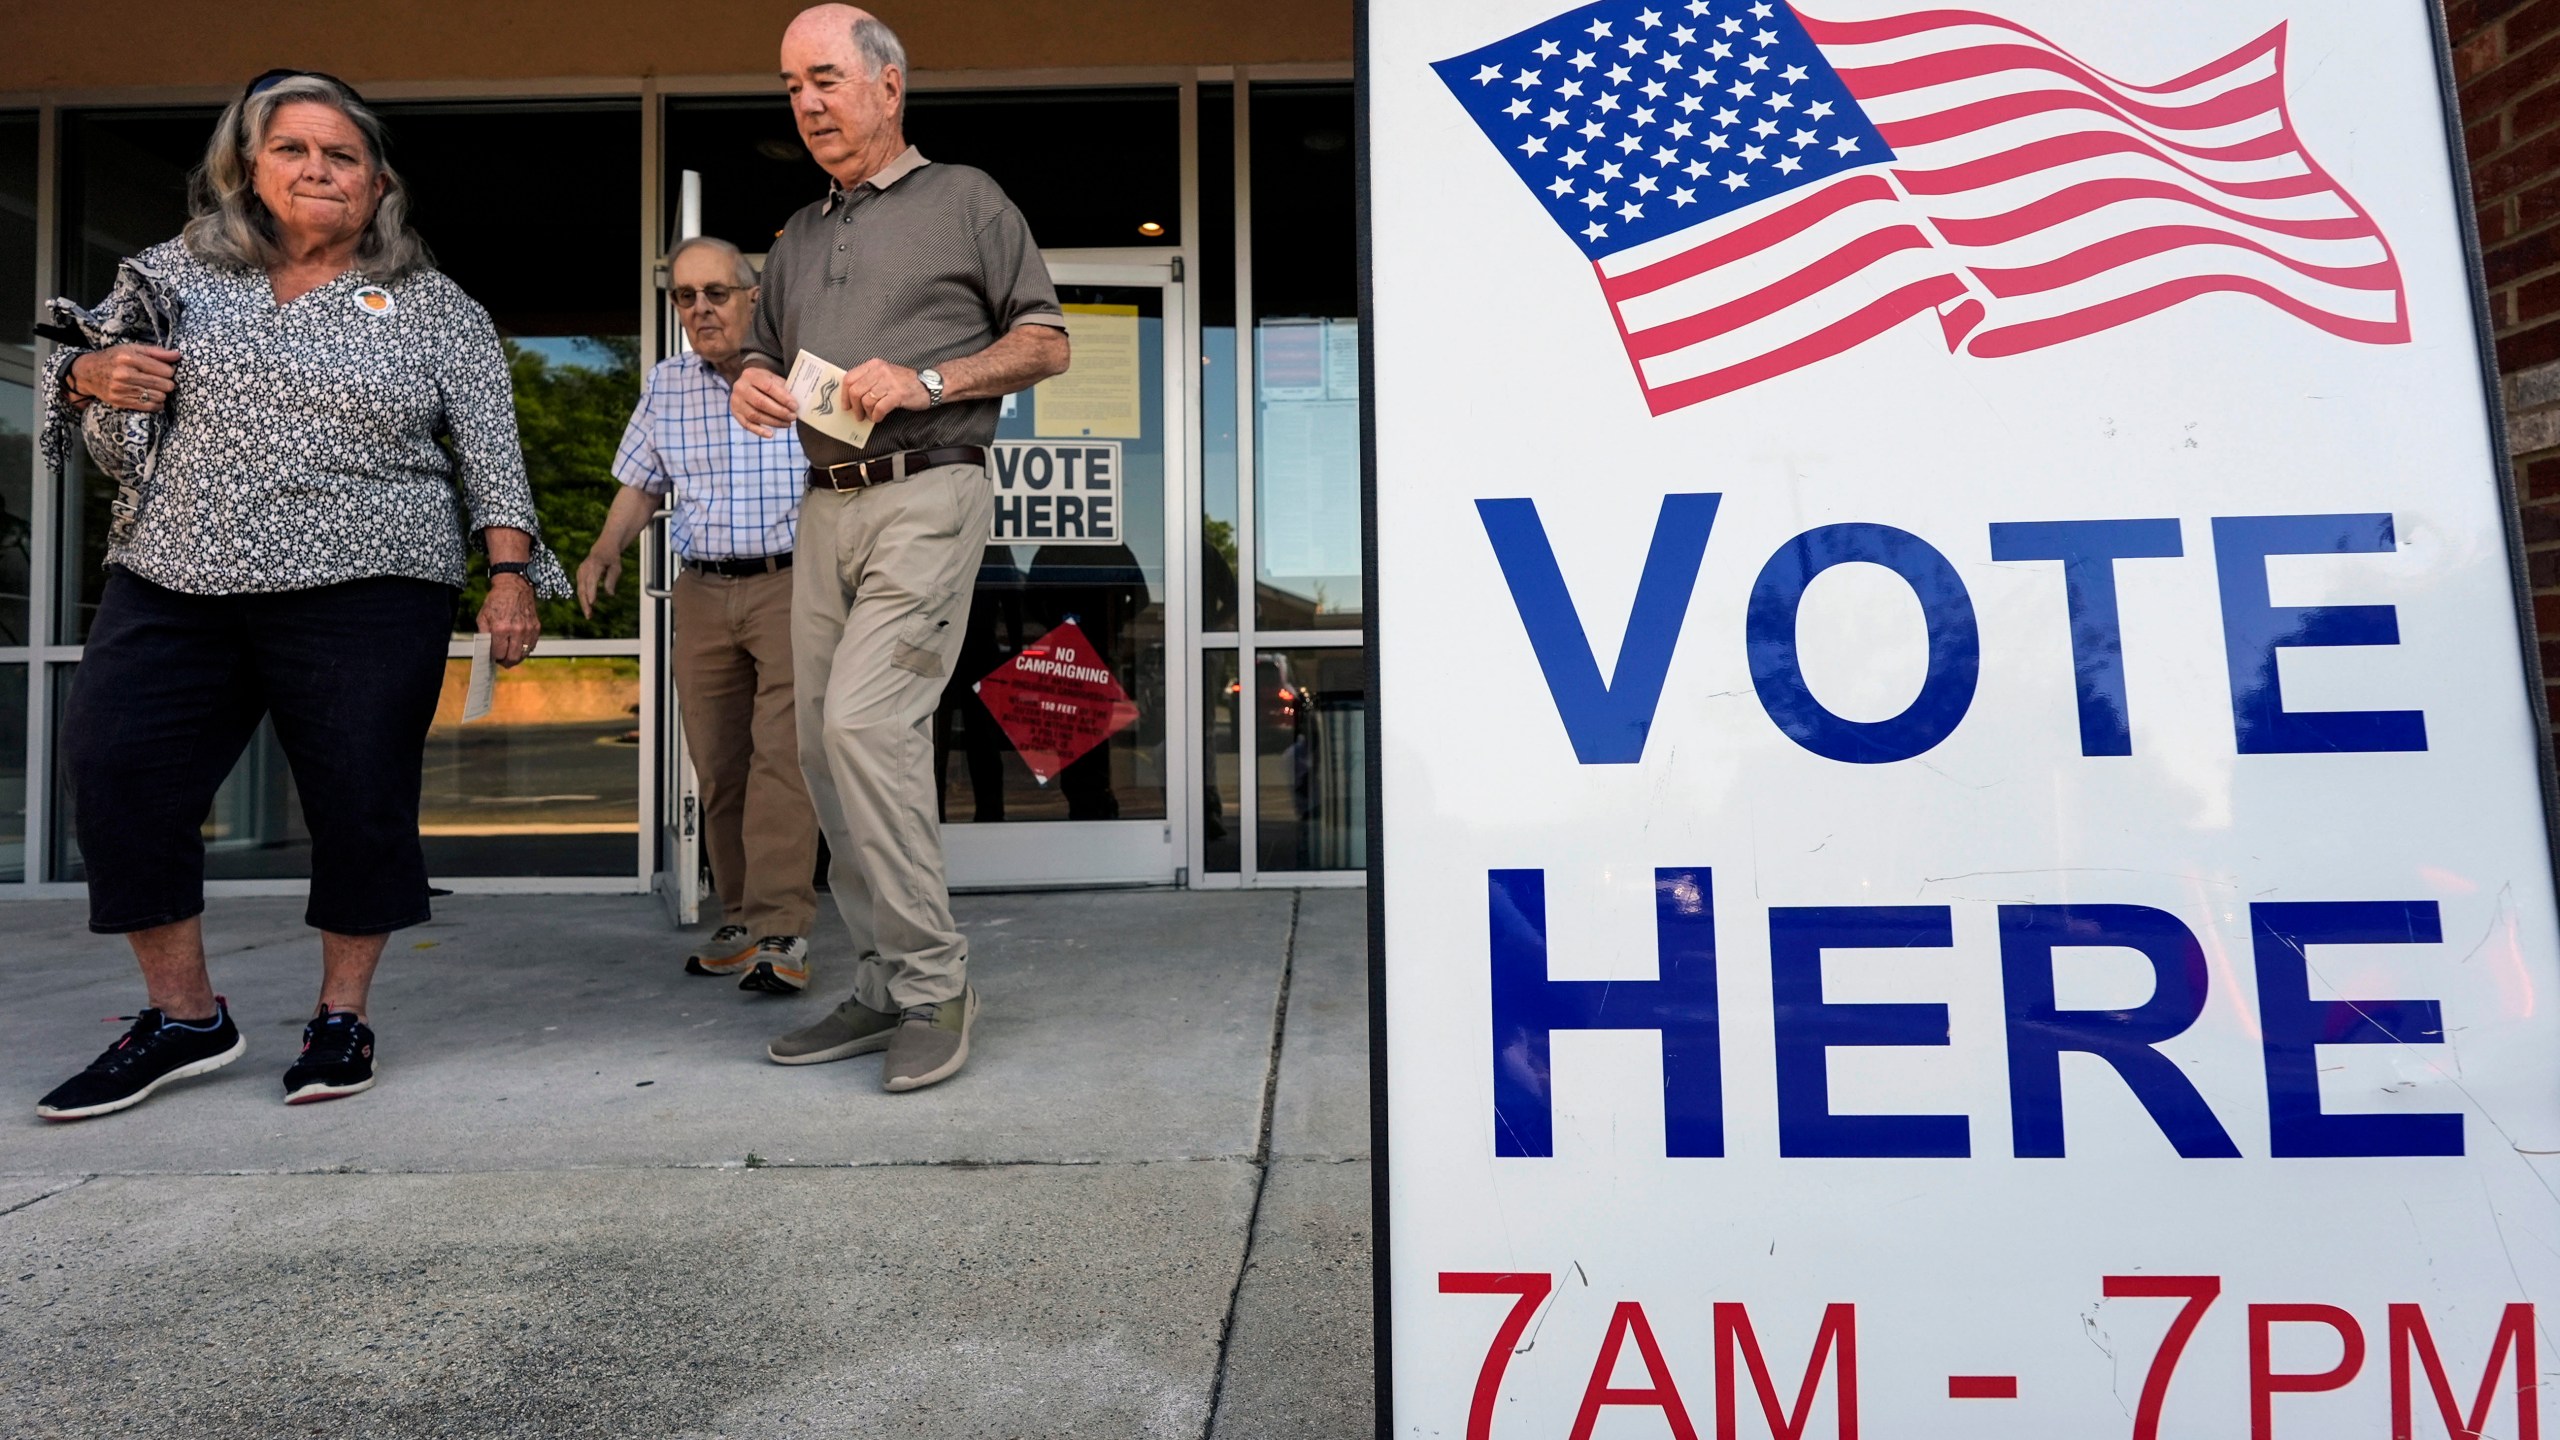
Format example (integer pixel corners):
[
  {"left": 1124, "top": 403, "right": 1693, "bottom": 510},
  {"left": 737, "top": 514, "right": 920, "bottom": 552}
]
[{"left": 743, "top": 146, "right": 1067, "bottom": 467}]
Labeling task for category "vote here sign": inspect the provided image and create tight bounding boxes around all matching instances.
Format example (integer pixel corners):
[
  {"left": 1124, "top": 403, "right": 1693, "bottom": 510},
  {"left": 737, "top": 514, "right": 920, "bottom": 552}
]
[
  {"left": 989, "top": 441, "right": 1121, "bottom": 546},
  {"left": 1365, "top": 1, "right": 2560, "bottom": 1436}
]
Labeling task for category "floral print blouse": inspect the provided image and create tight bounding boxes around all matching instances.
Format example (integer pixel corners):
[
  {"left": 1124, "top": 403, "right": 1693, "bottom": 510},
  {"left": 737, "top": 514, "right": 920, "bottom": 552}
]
[{"left": 41, "top": 239, "right": 570, "bottom": 598}]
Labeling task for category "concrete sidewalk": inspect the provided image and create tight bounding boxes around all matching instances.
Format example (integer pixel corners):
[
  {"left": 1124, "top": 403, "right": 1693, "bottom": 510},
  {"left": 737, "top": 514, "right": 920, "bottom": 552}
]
[{"left": 0, "top": 889, "right": 1374, "bottom": 1439}]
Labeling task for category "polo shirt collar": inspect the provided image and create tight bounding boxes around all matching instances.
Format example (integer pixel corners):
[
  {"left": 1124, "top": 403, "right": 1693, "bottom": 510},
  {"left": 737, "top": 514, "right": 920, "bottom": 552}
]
[
  {"left": 866, "top": 145, "right": 930, "bottom": 190},
  {"left": 676, "top": 349, "right": 755, "bottom": 390},
  {"left": 823, "top": 146, "right": 931, "bottom": 213}
]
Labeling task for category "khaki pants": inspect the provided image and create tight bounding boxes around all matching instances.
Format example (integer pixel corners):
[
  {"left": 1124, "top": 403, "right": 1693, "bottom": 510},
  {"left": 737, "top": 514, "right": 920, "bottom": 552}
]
[
  {"left": 672, "top": 566, "right": 820, "bottom": 939},
  {"left": 793, "top": 464, "right": 991, "bottom": 1012}
]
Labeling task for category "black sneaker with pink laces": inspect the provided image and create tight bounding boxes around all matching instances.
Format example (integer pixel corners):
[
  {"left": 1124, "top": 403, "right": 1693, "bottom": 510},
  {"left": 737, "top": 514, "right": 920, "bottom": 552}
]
[
  {"left": 36, "top": 1000, "right": 247, "bottom": 1121},
  {"left": 282, "top": 1009, "right": 376, "bottom": 1105}
]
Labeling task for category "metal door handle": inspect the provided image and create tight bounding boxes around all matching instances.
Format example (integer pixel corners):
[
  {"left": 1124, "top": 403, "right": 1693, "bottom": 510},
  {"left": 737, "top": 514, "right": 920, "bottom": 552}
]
[{"left": 642, "top": 507, "right": 674, "bottom": 599}]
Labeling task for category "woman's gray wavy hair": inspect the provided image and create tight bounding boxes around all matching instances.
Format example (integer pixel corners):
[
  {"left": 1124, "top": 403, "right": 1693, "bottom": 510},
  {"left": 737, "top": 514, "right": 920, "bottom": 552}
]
[{"left": 182, "top": 75, "right": 430, "bottom": 280}]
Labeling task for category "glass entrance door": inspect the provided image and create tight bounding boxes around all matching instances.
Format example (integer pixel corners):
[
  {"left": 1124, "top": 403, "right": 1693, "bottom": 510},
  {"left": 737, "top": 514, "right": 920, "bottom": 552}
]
[
  {"left": 645, "top": 257, "right": 1191, "bottom": 896},
  {"left": 940, "top": 260, "right": 1188, "bottom": 887}
]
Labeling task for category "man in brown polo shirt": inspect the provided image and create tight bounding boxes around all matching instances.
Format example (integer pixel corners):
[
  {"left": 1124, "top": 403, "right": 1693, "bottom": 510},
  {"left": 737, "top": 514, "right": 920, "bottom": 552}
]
[{"left": 732, "top": 3, "right": 1070, "bottom": 1092}]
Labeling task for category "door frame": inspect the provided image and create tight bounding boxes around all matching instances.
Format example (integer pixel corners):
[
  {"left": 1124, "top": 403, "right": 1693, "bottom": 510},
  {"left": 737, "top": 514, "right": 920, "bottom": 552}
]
[
  {"left": 647, "top": 252, "right": 1199, "bottom": 897},
  {"left": 945, "top": 252, "right": 1195, "bottom": 889}
]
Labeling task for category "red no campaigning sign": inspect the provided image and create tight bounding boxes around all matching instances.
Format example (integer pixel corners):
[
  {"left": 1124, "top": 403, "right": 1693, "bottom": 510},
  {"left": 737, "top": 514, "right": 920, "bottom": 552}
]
[{"left": 973, "top": 621, "right": 1141, "bottom": 784}]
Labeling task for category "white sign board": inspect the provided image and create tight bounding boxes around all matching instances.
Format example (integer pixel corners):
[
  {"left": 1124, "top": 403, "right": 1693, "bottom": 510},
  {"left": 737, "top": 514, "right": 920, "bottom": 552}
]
[
  {"left": 989, "top": 441, "right": 1120, "bottom": 546},
  {"left": 1368, "top": 2, "right": 2560, "bottom": 1436}
]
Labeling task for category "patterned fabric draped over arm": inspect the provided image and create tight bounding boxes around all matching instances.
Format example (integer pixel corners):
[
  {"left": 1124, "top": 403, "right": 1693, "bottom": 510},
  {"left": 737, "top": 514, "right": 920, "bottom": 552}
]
[
  {"left": 36, "top": 340, "right": 89, "bottom": 486},
  {"left": 35, "top": 256, "right": 164, "bottom": 497},
  {"left": 37, "top": 255, "right": 186, "bottom": 555},
  {"left": 436, "top": 302, "right": 572, "bottom": 598}
]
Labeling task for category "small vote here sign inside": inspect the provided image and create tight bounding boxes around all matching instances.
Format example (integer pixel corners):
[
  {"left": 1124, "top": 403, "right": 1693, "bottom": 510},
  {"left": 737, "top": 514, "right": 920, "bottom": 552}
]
[{"left": 989, "top": 442, "right": 1120, "bottom": 547}]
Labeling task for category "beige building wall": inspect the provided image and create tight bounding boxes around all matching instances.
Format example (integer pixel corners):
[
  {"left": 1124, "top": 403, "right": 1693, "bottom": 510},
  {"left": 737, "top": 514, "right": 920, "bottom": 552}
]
[{"left": 0, "top": 0, "right": 1353, "bottom": 92}]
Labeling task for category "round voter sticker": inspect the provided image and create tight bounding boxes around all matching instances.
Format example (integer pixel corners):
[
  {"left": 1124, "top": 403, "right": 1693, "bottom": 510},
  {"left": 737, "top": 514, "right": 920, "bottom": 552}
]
[{"left": 352, "top": 285, "right": 396, "bottom": 317}]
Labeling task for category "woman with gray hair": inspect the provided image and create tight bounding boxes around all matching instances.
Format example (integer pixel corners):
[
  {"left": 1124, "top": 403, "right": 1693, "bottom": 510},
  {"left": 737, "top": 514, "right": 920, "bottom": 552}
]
[{"left": 34, "top": 69, "right": 569, "bottom": 1121}]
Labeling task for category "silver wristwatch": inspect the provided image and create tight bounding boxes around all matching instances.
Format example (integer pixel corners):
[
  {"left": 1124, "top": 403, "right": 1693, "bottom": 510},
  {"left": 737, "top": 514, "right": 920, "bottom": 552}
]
[{"left": 919, "top": 367, "right": 945, "bottom": 407}]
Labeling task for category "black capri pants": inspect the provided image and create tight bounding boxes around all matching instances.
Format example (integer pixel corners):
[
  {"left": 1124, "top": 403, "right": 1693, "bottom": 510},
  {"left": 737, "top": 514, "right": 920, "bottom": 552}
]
[{"left": 65, "top": 569, "right": 457, "bottom": 936}]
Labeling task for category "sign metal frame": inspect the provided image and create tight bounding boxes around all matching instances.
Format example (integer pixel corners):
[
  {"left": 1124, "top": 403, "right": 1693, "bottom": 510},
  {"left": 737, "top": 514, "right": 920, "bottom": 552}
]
[{"left": 1357, "top": 3, "right": 2560, "bottom": 1436}]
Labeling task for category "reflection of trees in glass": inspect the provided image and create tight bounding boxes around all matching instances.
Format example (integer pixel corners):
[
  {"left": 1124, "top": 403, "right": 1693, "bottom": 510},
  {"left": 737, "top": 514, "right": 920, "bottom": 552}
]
[
  {"left": 0, "top": 390, "right": 31, "bottom": 645},
  {"left": 460, "top": 337, "right": 641, "bottom": 640},
  {"left": 1200, "top": 516, "right": 1242, "bottom": 631}
]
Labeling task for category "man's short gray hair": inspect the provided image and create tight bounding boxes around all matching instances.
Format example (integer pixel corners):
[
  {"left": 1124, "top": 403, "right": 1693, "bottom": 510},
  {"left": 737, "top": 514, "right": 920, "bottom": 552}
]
[
  {"left": 667, "top": 235, "right": 758, "bottom": 288},
  {"left": 851, "top": 16, "right": 907, "bottom": 82}
]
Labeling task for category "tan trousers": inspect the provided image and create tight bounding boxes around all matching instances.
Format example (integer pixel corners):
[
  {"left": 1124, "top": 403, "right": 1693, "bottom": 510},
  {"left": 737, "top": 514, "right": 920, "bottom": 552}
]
[
  {"left": 793, "top": 464, "right": 991, "bottom": 1012},
  {"left": 672, "top": 566, "right": 820, "bottom": 939}
]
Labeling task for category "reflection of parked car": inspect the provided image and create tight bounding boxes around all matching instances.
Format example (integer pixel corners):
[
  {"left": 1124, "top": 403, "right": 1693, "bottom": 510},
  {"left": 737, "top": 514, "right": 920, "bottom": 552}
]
[
  {"left": 1227, "top": 654, "right": 1330, "bottom": 825},
  {"left": 1215, "top": 650, "right": 1367, "bottom": 871},
  {"left": 1228, "top": 655, "right": 1310, "bottom": 759}
]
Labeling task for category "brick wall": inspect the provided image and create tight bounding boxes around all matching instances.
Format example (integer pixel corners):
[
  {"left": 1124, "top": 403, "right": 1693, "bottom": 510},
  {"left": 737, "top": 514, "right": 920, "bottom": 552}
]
[{"left": 2452, "top": 0, "right": 2560, "bottom": 725}]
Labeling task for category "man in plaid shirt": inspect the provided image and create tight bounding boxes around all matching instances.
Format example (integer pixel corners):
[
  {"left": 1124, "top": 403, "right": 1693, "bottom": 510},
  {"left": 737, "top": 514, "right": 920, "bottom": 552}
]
[{"left": 580, "top": 235, "right": 822, "bottom": 994}]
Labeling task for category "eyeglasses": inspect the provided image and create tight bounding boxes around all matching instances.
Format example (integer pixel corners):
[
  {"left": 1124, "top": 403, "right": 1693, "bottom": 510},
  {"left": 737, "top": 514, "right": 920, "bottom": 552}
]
[
  {"left": 242, "top": 68, "right": 368, "bottom": 106},
  {"left": 672, "top": 284, "right": 752, "bottom": 309}
]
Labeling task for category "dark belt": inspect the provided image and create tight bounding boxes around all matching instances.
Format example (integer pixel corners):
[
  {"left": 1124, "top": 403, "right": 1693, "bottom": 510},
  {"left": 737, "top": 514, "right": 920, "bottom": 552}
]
[
  {"left": 683, "top": 552, "right": 793, "bottom": 576},
  {"left": 807, "top": 445, "right": 989, "bottom": 493}
]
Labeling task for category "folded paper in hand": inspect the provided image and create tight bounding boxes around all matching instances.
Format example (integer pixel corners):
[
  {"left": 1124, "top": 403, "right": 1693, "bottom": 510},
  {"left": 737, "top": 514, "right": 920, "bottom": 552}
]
[
  {"left": 785, "top": 350, "right": 878, "bottom": 449},
  {"left": 462, "top": 632, "right": 496, "bottom": 723}
]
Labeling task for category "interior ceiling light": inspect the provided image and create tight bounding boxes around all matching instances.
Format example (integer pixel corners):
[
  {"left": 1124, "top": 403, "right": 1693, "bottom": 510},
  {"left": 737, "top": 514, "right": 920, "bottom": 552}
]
[{"left": 1137, "top": 221, "right": 1166, "bottom": 237}]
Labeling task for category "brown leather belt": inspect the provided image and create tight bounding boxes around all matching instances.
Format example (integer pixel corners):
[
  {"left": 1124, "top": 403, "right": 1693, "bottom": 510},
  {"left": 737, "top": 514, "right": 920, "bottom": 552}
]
[
  {"left": 807, "top": 445, "right": 989, "bottom": 493},
  {"left": 683, "top": 552, "right": 792, "bottom": 576}
]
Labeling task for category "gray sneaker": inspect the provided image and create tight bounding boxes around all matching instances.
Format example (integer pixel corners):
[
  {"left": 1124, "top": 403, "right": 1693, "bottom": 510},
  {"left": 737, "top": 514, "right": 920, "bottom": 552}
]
[
  {"left": 767, "top": 993, "right": 900, "bottom": 1066},
  {"left": 883, "top": 986, "right": 978, "bottom": 1093}
]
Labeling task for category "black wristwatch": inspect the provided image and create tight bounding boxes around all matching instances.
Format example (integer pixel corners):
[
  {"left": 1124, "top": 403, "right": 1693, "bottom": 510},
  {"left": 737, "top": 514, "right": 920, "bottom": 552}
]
[{"left": 488, "top": 561, "right": 532, "bottom": 584}]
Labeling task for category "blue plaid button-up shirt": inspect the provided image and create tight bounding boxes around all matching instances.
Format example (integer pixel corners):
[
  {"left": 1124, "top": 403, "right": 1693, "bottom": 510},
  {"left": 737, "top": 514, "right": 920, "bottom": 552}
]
[{"left": 611, "top": 352, "right": 808, "bottom": 562}]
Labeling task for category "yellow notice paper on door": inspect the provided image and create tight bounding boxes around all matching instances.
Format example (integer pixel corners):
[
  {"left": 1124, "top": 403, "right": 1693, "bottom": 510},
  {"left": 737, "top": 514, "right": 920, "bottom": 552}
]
[
  {"left": 1033, "top": 304, "right": 1142, "bottom": 439},
  {"left": 785, "top": 349, "right": 879, "bottom": 449}
]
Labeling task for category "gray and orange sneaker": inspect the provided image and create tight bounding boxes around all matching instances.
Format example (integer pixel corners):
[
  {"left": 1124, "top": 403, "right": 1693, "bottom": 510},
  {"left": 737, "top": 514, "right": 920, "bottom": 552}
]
[
  {"left": 684, "top": 925, "right": 757, "bottom": 978},
  {"left": 738, "top": 937, "right": 812, "bottom": 995}
]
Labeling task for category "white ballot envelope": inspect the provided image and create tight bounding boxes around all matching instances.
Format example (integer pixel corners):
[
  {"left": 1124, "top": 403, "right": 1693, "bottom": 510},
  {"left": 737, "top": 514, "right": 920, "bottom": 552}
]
[
  {"left": 462, "top": 631, "right": 496, "bottom": 723},
  {"left": 785, "top": 349, "right": 879, "bottom": 449}
]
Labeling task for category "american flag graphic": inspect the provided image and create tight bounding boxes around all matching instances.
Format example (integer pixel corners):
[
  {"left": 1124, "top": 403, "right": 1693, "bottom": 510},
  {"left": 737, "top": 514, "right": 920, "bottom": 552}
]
[{"left": 1433, "top": 1, "right": 2410, "bottom": 414}]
